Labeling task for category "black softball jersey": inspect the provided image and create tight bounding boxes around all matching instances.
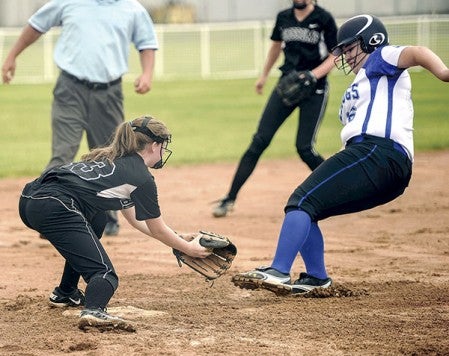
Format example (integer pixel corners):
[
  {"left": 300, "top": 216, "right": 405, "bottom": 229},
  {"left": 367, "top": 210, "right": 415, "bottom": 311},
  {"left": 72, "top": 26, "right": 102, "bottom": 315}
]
[
  {"left": 21, "top": 153, "right": 161, "bottom": 222},
  {"left": 271, "top": 5, "right": 338, "bottom": 88}
]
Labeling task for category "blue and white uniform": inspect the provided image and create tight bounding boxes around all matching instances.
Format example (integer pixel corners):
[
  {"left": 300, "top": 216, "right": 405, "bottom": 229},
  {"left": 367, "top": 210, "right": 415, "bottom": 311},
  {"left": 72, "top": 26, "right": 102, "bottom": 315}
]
[
  {"left": 339, "top": 46, "right": 414, "bottom": 161},
  {"left": 285, "top": 45, "right": 413, "bottom": 221},
  {"left": 267, "top": 44, "right": 414, "bottom": 279}
]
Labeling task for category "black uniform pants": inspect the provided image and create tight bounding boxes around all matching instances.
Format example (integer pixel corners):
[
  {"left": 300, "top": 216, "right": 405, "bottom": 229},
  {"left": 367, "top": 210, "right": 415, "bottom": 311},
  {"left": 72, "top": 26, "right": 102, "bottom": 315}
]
[
  {"left": 285, "top": 135, "right": 412, "bottom": 221},
  {"left": 227, "top": 85, "right": 329, "bottom": 200},
  {"left": 18, "top": 188, "right": 118, "bottom": 291}
]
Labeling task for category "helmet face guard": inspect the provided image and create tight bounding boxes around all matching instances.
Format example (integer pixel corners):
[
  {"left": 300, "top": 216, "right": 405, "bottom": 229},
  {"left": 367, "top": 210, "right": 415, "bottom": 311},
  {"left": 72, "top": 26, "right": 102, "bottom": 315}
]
[
  {"left": 152, "top": 140, "right": 172, "bottom": 169},
  {"left": 131, "top": 117, "right": 172, "bottom": 169},
  {"left": 333, "top": 40, "right": 368, "bottom": 75},
  {"left": 332, "top": 14, "right": 388, "bottom": 74}
]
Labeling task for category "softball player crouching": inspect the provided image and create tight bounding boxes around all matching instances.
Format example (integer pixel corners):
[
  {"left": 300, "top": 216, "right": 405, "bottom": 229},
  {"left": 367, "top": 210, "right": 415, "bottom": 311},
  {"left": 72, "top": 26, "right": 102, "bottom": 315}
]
[{"left": 19, "top": 116, "right": 211, "bottom": 331}]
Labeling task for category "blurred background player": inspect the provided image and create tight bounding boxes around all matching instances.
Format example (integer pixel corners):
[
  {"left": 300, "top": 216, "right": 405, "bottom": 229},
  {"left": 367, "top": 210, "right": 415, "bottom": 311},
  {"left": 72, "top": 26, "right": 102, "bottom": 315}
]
[
  {"left": 212, "top": 0, "right": 338, "bottom": 217},
  {"left": 232, "top": 14, "right": 449, "bottom": 295},
  {"left": 1, "top": 0, "right": 158, "bottom": 236},
  {"left": 18, "top": 116, "right": 212, "bottom": 331}
]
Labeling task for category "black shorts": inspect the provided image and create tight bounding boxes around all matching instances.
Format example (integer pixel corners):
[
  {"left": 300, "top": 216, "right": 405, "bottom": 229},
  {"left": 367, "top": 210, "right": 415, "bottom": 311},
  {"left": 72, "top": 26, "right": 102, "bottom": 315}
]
[{"left": 285, "top": 135, "right": 412, "bottom": 221}]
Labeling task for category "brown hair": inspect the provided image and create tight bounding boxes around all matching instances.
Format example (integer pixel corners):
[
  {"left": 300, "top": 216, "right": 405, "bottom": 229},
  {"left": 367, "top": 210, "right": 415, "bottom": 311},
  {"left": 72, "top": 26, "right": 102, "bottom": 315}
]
[{"left": 81, "top": 115, "right": 171, "bottom": 162}]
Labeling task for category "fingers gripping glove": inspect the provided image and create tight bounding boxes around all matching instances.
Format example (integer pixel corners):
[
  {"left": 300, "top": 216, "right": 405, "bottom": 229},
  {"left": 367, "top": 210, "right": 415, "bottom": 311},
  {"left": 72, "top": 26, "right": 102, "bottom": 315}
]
[
  {"left": 275, "top": 70, "right": 317, "bottom": 107},
  {"left": 173, "top": 231, "right": 237, "bottom": 281}
]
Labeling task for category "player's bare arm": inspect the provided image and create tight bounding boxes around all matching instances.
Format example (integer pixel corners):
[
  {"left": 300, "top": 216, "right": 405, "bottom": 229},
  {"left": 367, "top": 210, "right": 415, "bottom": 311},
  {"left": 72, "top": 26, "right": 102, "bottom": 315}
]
[
  {"left": 134, "top": 49, "right": 156, "bottom": 94},
  {"left": 2, "top": 25, "right": 42, "bottom": 83},
  {"left": 398, "top": 46, "right": 449, "bottom": 82},
  {"left": 255, "top": 41, "right": 282, "bottom": 94},
  {"left": 121, "top": 207, "right": 209, "bottom": 258},
  {"left": 311, "top": 54, "right": 337, "bottom": 79},
  {"left": 144, "top": 216, "right": 210, "bottom": 258},
  {"left": 120, "top": 206, "right": 151, "bottom": 234}
]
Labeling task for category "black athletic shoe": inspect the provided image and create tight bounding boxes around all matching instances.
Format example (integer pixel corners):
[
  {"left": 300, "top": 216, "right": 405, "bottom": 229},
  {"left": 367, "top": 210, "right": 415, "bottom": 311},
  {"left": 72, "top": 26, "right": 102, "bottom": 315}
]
[
  {"left": 104, "top": 210, "right": 120, "bottom": 236},
  {"left": 79, "top": 308, "right": 135, "bottom": 332},
  {"left": 212, "top": 196, "right": 235, "bottom": 218},
  {"left": 291, "top": 273, "right": 332, "bottom": 294},
  {"left": 49, "top": 287, "right": 85, "bottom": 308},
  {"left": 104, "top": 221, "right": 120, "bottom": 236}
]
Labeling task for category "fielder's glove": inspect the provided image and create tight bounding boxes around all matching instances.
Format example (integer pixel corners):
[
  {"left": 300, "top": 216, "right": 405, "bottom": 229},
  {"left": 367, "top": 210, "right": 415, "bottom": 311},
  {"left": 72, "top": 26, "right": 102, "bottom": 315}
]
[
  {"left": 173, "top": 231, "right": 237, "bottom": 281},
  {"left": 275, "top": 70, "right": 317, "bottom": 107}
]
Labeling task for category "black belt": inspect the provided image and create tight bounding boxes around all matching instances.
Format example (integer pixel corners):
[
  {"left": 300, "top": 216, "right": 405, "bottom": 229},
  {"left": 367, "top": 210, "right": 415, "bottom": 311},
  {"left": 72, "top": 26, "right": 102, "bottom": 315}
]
[
  {"left": 347, "top": 134, "right": 409, "bottom": 159},
  {"left": 61, "top": 70, "right": 121, "bottom": 90}
]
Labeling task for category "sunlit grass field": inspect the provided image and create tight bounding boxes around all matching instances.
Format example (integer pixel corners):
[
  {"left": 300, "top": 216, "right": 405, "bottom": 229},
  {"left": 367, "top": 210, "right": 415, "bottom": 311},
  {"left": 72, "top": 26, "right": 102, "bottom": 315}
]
[{"left": 0, "top": 71, "right": 448, "bottom": 178}]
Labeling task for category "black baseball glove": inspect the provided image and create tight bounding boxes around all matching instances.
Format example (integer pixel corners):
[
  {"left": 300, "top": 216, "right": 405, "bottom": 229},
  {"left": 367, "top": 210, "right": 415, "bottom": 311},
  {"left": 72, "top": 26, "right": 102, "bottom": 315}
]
[
  {"left": 173, "top": 231, "right": 237, "bottom": 281},
  {"left": 275, "top": 70, "right": 317, "bottom": 107}
]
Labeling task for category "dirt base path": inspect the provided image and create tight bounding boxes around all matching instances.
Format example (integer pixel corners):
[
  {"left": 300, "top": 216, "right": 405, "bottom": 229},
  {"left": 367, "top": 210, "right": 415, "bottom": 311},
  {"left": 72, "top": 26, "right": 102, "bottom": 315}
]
[{"left": 1, "top": 151, "right": 448, "bottom": 355}]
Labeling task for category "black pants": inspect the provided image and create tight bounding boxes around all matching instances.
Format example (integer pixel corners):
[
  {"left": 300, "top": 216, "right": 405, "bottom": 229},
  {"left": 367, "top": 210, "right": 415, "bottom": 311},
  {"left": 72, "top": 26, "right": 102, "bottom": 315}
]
[
  {"left": 18, "top": 186, "right": 118, "bottom": 291},
  {"left": 227, "top": 85, "right": 328, "bottom": 201},
  {"left": 285, "top": 135, "right": 412, "bottom": 221}
]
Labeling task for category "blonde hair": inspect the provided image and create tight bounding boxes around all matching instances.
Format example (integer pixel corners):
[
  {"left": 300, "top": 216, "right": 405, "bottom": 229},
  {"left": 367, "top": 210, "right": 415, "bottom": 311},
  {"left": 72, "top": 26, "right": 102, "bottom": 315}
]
[{"left": 82, "top": 115, "right": 171, "bottom": 162}]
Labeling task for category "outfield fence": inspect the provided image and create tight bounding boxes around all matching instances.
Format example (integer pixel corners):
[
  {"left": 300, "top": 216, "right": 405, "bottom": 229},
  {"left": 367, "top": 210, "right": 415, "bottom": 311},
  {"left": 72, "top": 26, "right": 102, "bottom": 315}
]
[{"left": 0, "top": 15, "right": 448, "bottom": 84}]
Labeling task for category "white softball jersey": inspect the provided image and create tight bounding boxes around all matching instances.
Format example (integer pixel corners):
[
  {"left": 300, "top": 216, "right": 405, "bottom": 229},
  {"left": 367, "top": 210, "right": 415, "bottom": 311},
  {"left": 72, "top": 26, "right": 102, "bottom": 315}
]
[{"left": 339, "top": 45, "right": 414, "bottom": 160}]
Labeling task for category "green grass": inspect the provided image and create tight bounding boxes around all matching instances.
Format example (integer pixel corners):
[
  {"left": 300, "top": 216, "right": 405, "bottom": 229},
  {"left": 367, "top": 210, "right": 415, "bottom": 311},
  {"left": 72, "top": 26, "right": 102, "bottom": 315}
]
[{"left": 0, "top": 71, "right": 448, "bottom": 178}]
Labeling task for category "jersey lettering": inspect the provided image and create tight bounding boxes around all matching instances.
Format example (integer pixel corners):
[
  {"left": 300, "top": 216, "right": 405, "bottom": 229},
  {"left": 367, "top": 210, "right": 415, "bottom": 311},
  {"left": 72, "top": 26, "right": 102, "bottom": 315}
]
[
  {"left": 340, "top": 84, "right": 360, "bottom": 122},
  {"left": 62, "top": 161, "right": 115, "bottom": 180},
  {"left": 347, "top": 106, "right": 357, "bottom": 122},
  {"left": 282, "top": 27, "right": 321, "bottom": 44}
]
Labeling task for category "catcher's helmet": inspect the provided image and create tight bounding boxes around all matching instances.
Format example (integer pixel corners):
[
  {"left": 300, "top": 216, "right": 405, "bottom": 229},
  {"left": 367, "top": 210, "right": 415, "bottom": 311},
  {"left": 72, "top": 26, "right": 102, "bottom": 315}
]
[{"left": 332, "top": 14, "right": 388, "bottom": 56}]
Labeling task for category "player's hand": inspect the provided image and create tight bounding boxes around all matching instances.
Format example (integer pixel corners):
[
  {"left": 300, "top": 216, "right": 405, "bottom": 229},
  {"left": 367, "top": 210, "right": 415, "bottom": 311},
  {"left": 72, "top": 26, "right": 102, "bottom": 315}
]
[
  {"left": 134, "top": 75, "right": 151, "bottom": 94},
  {"left": 187, "top": 236, "right": 212, "bottom": 258},
  {"left": 255, "top": 76, "right": 267, "bottom": 95},
  {"left": 1, "top": 58, "right": 16, "bottom": 84},
  {"left": 177, "top": 232, "right": 197, "bottom": 242}
]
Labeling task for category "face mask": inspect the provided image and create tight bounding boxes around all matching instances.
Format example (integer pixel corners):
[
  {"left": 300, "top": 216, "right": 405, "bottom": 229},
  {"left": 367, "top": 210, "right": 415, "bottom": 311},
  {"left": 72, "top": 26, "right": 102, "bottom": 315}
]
[
  {"left": 293, "top": 2, "right": 307, "bottom": 10},
  {"left": 151, "top": 141, "right": 172, "bottom": 169},
  {"left": 151, "top": 159, "right": 163, "bottom": 169}
]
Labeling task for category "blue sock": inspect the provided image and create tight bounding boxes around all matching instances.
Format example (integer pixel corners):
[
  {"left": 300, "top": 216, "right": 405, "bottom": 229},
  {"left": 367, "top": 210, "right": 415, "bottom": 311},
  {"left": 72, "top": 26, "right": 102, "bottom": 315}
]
[
  {"left": 299, "top": 222, "right": 327, "bottom": 279},
  {"left": 271, "top": 210, "right": 311, "bottom": 274}
]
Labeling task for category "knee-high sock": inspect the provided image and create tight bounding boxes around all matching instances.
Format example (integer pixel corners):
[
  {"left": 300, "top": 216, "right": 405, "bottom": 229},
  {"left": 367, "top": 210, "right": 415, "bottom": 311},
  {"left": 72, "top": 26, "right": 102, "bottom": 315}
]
[
  {"left": 85, "top": 277, "right": 115, "bottom": 310},
  {"left": 59, "top": 261, "right": 81, "bottom": 293},
  {"left": 299, "top": 222, "right": 327, "bottom": 279},
  {"left": 271, "top": 210, "right": 311, "bottom": 274}
]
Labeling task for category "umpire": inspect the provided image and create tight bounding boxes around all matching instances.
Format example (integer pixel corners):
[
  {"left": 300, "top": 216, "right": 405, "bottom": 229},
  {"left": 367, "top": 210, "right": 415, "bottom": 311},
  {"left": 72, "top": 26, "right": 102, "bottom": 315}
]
[{"left": 213, "top": 0, "right": 338, "bottom": 217}]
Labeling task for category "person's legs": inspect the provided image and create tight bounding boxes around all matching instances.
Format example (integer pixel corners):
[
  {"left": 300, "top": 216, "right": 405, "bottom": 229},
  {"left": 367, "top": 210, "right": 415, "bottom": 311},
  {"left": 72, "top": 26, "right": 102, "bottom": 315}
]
[
  {"left": 49, "top": 210, "right": 108, "bottom": 306},
  {"left": 286, "top": 140, "right": 412, "bottom": 221},
  {"left": 295, "top": 85, "right": 329, "bottom": 170},
  {"left": 20, "top": 195, "right": 118, "bottom": 294},
  {"left": 233, "top": 142, "right": 412, "bottom": 294},
  {"left": 85, "top": 83, "right": 124, "bottom": 150},
  {"left": 46, "top": 74, "right": 87, "bottom": 171},
  {"left": 86, "top": 84, "right": 124, "bottom": 235},
  {"left": 271, "top": 210, "right": 312, "bottom": 274},
  {"left": 58, "top": 262, "right": 82, "bottom": 294},
  {"left": 213, "top": 90, "right": 295, "bottom": 217},
  {"left": 299, "top": 222, "right": 327, "bottom": 279},
  {"left": 19, "top": 194, "right": 132, "bottom": 329},
  {"left": 290, "top": 222, "right": 332, "bottom": 294},
  {"left": 48, "top": 261, "right": 85, "bottom": 308}
]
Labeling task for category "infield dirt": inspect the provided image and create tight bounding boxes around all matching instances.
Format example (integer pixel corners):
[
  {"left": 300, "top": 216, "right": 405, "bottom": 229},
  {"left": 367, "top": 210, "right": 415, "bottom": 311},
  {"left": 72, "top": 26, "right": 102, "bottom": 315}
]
[{"left": 0, "top": 151, "right": 448, "bottom": 355}]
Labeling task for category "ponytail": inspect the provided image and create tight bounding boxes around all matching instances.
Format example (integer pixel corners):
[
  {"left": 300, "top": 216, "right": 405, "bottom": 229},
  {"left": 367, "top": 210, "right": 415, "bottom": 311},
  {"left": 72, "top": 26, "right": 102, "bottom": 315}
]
[{"left": 81, "top": 115, "right": 170, "bottom": 162}]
